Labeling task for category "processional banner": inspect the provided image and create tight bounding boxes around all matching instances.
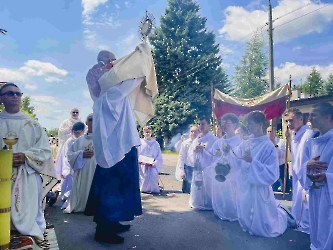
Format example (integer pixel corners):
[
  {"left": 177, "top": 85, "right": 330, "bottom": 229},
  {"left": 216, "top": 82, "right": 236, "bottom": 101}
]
[{"left": 214, "top": 83, "right": 289, "bottom": 119}]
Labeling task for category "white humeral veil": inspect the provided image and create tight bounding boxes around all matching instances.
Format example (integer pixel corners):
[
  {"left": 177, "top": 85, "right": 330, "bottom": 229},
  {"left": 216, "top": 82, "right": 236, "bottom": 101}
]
[
  {"left": 87, "top": 43, "right": 158, "bottom": 168},
  {"left": 0, "top": 111, "right": 57, "bottom": 240}
]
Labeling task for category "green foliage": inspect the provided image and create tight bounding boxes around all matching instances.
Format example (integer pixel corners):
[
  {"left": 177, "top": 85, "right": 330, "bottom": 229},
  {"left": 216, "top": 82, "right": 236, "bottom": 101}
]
[
  {"left": 149, "top": 0, "right": 229, "bottom": 139},
  {"left": 302, "top": 67, "right": 325, "bottom": 96},
  {"left": 0, "top": 96, "right": 37, "bottom": 120},
  {"left": 324, "top": 74, "right": 333, "bottom": 96},
  {"left": 233, "top": 34, "right": 269, "bottom": 98},
  {"left": 46, "top": 128, "right": 58, "bottom": 137}
]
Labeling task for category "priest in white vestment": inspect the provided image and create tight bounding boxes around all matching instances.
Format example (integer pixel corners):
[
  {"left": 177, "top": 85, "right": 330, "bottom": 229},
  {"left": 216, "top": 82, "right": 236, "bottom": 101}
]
[
  {"left": 0, "top": 83, "right": 57, "bottom": 241},
  {"left": 138, "top": 126, "right": 163, "bottom": 193},
  {"left": 203, "top": 113, "right": 242, "bottom": 221},
  {"left": 64, "top": 114, "right": 96, "bottom": 213},
  {"left": 302, "top": 103, "right": 333, "bottom": 250},
  {"left": 84, "top": 44, "right": 158, "bottom": 244},
  {"left": 188, "top": 116, "right": 218, "bottom": 210},
  {"left": 55, "top": 122, "right": 85, "bottom": 203},
  {"left": 57, "top": 108, "right": 82, "bottom": 152},
  {"left": 284, "top": 108, "right": 314, "bottom": 234},
  {"left": 229, "top": 111, "right": 291, "bottom": 237},
  {"left": 174, "top": 134, "right": 186, "bottom": 152},
  {"left": 175, "top": 125, "right": 199, "bottom": 193}
]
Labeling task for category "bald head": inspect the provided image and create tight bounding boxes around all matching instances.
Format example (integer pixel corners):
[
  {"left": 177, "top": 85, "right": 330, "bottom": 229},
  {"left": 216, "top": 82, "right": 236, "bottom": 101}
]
[{"left": 97, "top": 50, "right": 116, "bottom": 64}]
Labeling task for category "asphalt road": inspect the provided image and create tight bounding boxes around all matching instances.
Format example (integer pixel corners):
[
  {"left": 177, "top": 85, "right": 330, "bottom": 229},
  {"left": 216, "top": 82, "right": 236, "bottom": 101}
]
[{"left": 46, "top": 158, "right": 310, "bottom": 250}]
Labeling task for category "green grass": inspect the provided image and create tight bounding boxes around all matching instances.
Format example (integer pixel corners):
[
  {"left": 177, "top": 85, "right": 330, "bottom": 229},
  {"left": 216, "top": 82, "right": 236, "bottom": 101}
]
[{"left": 162, "top": 150, "right": 179, "bottom": 155}]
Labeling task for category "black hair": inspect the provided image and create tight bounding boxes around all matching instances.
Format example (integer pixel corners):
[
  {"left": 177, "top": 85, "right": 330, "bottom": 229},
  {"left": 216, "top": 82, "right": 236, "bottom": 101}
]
[
  {"left": 313, "top": 102, "right": 333, "bottom": 121},
  {"left": 0, "top": 83, "right": 19, "bottom": 95},
  {"left": 220, "top": 113, "right": 239, "bottom": 125},
  {"left": 199, "top": 116, "right": 210, "bottom": 124},
  {"left": 284, "top": 108, "right": 302, "bottom": 118},
  {"left": 246, "top": 111, "right": 266, "bottom": 125},
  {"left": 72, "top": 122, "right": 85, "bottom": 131}
]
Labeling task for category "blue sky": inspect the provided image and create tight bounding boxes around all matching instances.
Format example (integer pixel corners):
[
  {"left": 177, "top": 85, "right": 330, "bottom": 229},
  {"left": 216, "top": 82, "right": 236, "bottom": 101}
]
[{"left": 0, "top": 0, "right": 332, "bottom": 129}]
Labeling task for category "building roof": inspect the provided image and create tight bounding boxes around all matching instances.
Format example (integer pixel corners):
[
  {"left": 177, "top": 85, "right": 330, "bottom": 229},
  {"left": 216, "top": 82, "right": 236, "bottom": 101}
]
[{"left": 290, "top": 95, "right": 333, "bottom": 107}]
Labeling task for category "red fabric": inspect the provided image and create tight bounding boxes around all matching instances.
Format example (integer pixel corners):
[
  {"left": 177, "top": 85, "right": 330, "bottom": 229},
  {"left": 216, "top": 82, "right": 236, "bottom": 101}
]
[{"left": 214, "top": 96, "right": 287, "bottom": 120}]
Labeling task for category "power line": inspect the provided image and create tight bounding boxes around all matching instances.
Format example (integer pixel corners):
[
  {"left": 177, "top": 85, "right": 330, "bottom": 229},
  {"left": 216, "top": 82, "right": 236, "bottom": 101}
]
[
  {"left": 273, "top": 3, "right": 312, "bottom": 22},
  {"left": 274, "top": 4, "right": 332, "bottom": 29}
]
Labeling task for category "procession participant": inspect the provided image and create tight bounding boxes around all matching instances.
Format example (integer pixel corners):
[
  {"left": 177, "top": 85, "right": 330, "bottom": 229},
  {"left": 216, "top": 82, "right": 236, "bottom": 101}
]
[
  {"left": 0, "top": 83, "right": 56, "bottom": 243},
  {"left": 188, "top": 116, "right": 218, "bottom": 210},
  {"left": 175, "top": 134, "right": 186, "bottom": 152},
  {"left": 266, "top": 126, "right": 289, "bottom": 192},
  {"left": 303, "top": 103, "right": 333, "bottom": 250},
  {"left": 284, "top": 108, "right": 313, "bottom": 234},
  {"left": 138, "top": 126, "right": 163, "bottom": 193},
  {"left": 203, "top": 113, "right": 242, "bottom": 221},
  {"left": 55, "top": 122, "right": 85, "bottom": 203},
  {"left": 175, "top": 125, "right": 199, "bottom": 194},
  {"left": 64, "top": 114, "right": 96, "bottom": 213},
  {"left": 229, "top": 111, "right": 293, "bottom": 237},
  {"left": 85, "top": 43, "right": 158, "bottom": 244},
  {"left": 57, "top": 108, "right": 82, "bottom": 152}
]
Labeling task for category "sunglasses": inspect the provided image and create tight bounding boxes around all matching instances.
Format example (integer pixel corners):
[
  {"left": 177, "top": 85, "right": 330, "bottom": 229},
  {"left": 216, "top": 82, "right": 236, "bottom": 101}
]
[
  {"left": 87, "top": 118, "right": 93, "bottom": 121},
  {"left": 0, "top": 91, "right": 23, "bottom": 97},
  {"left": 72, "top": 111, "right": 79, "bottom": 114}
]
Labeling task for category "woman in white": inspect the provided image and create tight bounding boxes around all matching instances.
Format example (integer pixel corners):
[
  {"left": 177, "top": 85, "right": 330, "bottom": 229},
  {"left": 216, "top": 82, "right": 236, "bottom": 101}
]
[{"left": 138, "top": 126, "right": 163, "bottom": 193}]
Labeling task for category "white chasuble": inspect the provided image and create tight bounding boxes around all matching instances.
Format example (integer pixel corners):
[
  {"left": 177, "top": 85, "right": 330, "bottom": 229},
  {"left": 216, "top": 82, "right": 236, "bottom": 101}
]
[
  {"left": 303, "top": 128, "right": 333, "bottom": 250},
  {"left": 64, "top": 133, "right": 96, "bottom": 213},
  {"left": 229, "top": 135, "right": 288, "bottom": 237},
  {"left": 291, "top": 125, "right": 314, "bottom": 234},
  {"left": 203, "top": 134, "right": 242, "bottom": 221},
  {"left": 0, "top": 111, "right": 56, "bottom": 240},
  {"left": 138, "top": 138, "right": 163, "bottom": 193},
  {"left": 57, "top": 117, "right": 81, "bottom": 152},
  {"left": 188, "top": 132, "right": 218, "bottom": 210}
]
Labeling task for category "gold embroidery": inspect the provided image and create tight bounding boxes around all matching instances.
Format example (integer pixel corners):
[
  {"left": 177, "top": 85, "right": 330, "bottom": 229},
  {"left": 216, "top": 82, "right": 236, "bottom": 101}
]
[{"left": 26, "top": 155, "right": 43, "bottom": 166}]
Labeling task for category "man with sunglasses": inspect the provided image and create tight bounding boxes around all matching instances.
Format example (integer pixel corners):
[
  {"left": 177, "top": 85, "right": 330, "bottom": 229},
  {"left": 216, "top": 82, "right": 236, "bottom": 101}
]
[
  {"left": 64, "top": 114, "right": 96, "bottom": 213},
  {"left": 0, "top": 83, "right": 57, "bottom": 245},
  {"left": 57, "top": 108, "right": 83, "bottom": 154}
]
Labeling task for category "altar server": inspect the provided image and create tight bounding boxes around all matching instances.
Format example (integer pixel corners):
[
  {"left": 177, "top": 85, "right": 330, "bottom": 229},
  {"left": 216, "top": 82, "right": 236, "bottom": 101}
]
[
  {"left": 188, "top": 116, "right": 218, "bottom": 210},
  {"left": 0, "top": 83, "right": 56, "bottom": 242},
  {"left": 64, "top": 114, "right": 96, "bottom": 213},
  {"left": 284, "top": 108, "right": 313, "bottom": 234},
  {"left": 229, "top": 111, "right": 292, "bottom": 237},
  {"left": 138, "top": 126, "right": 163, "bottom": 193},
  {"left": 203, "top": 113, "right": 242, "bottom": 221},
  {"left": 303, "top": 103, "right": 333, "bottom": 250}
]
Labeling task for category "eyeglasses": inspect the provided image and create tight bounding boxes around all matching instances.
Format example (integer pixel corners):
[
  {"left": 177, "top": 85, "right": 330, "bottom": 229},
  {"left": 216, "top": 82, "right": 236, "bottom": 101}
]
[
  {"left": 72, "top": 112, "right": 79, "bottom": 114},
  {"left": 0, "top": 91, "right": 23, "bottom": 97}
]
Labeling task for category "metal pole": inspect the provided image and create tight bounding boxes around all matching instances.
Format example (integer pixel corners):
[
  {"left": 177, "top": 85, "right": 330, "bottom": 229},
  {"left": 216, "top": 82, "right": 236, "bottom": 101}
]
[
  {"left": 210, "top": 82, "right": 217, "bottom": 136},
  {"left": 268, "top": 0, "right": 276, "bottom": 128},
  {"left": 283, "top": 75, "right": 292, "bottom": 199}
]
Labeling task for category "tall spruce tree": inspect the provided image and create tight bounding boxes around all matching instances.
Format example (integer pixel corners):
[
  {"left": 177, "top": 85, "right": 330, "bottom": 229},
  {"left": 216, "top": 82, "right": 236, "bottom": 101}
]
[
  {"left": 303, "top": 67, "right": 325, "bottom": 96},
  {"left": 233, "top": 34, "right": 268, "bottom": 98},
  {"left": 149, "top": 0, "right": 229, "bottom": 140},
  {"left": 324, "top": 73, "right": 333, "bottom": 96}
]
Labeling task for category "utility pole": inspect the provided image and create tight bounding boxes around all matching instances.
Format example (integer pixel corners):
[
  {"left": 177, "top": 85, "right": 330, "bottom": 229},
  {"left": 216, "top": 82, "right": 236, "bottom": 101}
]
[{"left": 268, "top": 0, "right": 276, "bottom": 127}]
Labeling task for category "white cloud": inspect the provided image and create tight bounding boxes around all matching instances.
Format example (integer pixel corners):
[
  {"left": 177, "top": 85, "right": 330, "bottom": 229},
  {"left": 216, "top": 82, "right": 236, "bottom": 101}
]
[
  {"left": 117, "top": 33, "right": 140, "bottom": 55},
  {"left": 83, "top": 29, "right": 110, "bottom": 51},
  {"left": 221, "top": 62, "right": 230, "bottom": 69},
  {"left": 125, "top": 1, "right": 131, "bottom": 8},
  {"left": 219, "top": 44, "right": 233, "bottom": 58},
  {"left": 274, "top": 62, "right": 333, "bottom": 85},
  {"left": 30, "top": 95, "right": 61, "bottom": 115},
  {"left": 219, "top": 0, "right": 333, "bottom": 43},
  {"left": 24, "top": 83, "right": 38, "bottom": 90},
  {"left": 115, "top": 4, "right": 120, "bottom": 9},
  {"left": 83, "top": 90, "right": 91, "bottom": 99},
  {"left": 44, "top": 76, "right": 63, "bottom": 83},
  {"left": 20, "top": 60, "right": 68, "bottom": 77},
  {"left": 82, "top": 0, "right": 108, "bottom": 22},
  {"left": 0, "top": 68, "right": 27, "bottom": 82},
  {"left": 292, "top": 46, "right": 302, "bottom": 51}
]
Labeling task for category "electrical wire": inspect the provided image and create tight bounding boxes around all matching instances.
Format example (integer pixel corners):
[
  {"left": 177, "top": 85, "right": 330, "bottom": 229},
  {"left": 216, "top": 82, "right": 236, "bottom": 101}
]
[
  {"left": 273, "top": 3, "right": 312, "bottom": 22},
  {"left": 274, "top": 4, "right": 332, "bottom": 29}
]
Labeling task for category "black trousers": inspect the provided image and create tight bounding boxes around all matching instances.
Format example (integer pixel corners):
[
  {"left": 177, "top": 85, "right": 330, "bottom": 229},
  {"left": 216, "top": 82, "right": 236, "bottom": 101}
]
[
  {"left": 272, "top": 164, "right": 291, "bottom": 192},
  {"left": 182, "top": 165, "right": 193, "bottom": 194}
]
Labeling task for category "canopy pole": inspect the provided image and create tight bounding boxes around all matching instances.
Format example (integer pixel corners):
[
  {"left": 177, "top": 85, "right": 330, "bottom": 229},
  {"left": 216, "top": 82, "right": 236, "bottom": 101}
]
[
  {"left": 211, "top": 82, "right": 217, "bottom": 136},
  {"left": 283, "top": 75, "right": 292, "bottom": 199}
]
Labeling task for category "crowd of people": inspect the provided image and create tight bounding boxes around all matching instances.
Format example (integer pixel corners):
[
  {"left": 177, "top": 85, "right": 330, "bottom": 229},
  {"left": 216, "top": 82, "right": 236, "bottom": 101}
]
[{"left": 0, "top": 44, "right": 332, "bottom": 250}]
